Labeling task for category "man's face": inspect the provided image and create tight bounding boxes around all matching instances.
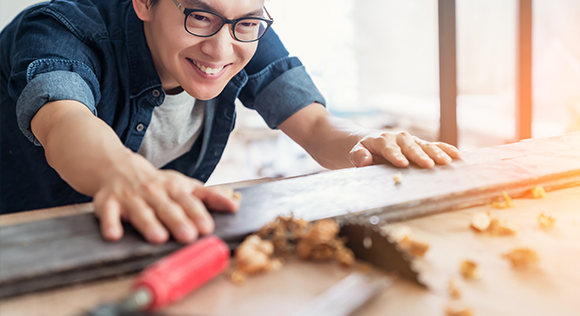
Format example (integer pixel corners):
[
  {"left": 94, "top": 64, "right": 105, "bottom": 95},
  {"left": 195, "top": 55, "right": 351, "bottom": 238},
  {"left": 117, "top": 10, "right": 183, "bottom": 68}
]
[{"left": 140, "top": 0, "right": 263, "bottom": 99}]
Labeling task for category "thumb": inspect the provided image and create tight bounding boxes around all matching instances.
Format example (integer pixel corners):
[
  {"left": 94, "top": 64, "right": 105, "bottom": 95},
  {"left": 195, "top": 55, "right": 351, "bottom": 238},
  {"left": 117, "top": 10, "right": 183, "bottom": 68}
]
[{"left": 350, "top": 145, "right": 373, "bottom": 167}]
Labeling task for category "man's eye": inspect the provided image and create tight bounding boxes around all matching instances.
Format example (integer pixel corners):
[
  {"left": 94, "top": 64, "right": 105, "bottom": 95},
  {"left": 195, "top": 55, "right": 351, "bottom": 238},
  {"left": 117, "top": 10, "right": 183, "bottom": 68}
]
[
  {"left": 239, "top": 21, "right": 258, "bottom": 28},
  {"left": 193, "top": 14, "right": 209, "bottom": 22}
]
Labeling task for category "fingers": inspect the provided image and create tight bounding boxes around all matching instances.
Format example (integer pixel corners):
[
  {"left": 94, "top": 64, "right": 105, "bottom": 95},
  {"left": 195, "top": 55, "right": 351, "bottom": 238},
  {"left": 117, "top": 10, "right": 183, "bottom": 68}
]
[
  {"left": 122, "top": 196, "right": 169, "bottom": 244},
  {"left": 352, "top": 132, "right": 460, "bottom": 169},
  {"left": 95, "top": 197, "right": 124, "bottom": 242},
  {"left": 436, "top": 142, "right": 461, "bottom": 159},
  {"left": 354, "top": 134, "right": 410, "bottom": 168},
  {"left": 169, "top": 188, "right": 215, "bottom": 235},
  {"left": 192, "top": 186, "right": 240, "bottom": 213},
  {"left": 349, "top": 144, "right": 375, "bottom": 167}
]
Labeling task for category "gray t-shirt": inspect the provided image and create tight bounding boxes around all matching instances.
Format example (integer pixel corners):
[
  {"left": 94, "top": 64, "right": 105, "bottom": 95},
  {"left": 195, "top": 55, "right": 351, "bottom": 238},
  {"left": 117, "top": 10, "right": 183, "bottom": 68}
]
[{"left": 138, "top": 90, "right": 205, "bottom": 168}]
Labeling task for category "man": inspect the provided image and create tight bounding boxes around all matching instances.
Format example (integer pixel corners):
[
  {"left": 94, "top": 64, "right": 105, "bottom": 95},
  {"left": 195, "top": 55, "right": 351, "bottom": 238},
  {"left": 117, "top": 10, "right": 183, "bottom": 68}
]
[{"left": 0, "top": 0, "right": 460, "bottom": 244}]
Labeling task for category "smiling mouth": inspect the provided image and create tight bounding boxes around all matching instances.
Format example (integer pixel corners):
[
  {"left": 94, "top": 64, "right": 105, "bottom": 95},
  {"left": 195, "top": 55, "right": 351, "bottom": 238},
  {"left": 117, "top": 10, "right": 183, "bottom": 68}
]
[{"left": 187, "top": 58, "right": 226, "bottom": 75}]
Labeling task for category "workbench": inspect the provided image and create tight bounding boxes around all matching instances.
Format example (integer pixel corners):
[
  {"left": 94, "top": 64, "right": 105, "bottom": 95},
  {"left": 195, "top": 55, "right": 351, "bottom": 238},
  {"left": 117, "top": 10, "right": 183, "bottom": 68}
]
[{"left": 2, "top": 133, "right": 580, "bottom": 316}]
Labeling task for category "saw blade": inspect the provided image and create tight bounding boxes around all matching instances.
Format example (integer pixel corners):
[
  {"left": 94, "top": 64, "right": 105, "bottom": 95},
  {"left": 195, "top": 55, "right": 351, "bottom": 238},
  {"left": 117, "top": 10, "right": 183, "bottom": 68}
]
[{"left": 338, "top": 216, "right": 426, "bottom": 287}]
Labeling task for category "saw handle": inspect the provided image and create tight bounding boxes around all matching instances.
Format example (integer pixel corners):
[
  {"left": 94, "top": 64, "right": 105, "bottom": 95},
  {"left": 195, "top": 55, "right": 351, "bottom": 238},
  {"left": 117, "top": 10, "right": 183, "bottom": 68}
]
[{"left": 133, "top": 235, "right": 230, "bottom": 311}]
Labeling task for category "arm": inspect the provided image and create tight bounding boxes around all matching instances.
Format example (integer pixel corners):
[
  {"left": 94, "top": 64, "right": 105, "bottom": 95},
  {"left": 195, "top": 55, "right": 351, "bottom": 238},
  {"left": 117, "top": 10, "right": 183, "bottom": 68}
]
[
  {"left": 31, "top": 100, "right": 239, "bottom": 243},
  {"left": 278, "top": 103, "right": 460, "bottom": 170}
]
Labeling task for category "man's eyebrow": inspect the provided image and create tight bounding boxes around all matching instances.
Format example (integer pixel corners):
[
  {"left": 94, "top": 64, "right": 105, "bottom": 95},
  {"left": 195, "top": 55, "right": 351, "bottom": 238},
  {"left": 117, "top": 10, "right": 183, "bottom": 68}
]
[{"left": 181, "top": 0, "right": 264, "bottom": 18}]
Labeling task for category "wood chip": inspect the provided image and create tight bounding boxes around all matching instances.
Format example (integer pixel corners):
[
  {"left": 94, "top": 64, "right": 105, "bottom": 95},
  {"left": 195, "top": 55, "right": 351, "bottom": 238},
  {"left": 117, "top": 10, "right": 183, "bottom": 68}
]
[
  {"left": 389, "top": 225, "right": 412, "bottom": 243},
  {"left": 460, "top": 260, "right": 479, "bottom": 279},
  {"left": 445, "top": 302, "right": 474, "bottom": 316},
  {"left": 502, "top": 248, "right": 540, "bottom": 269},
  {"left": 448, "top": 278, "right": 461, "bottom": 299},
  {"left": 488, "top": 218, "right": 517, "bottom": 236},
  {"left": 393, "top": 172, "right": 403, "bottom": 184},
  {"left": 470, "top": 212, "right": 491, "bottom": 232},
  {"left": 234, "top": 235, "right": 277, "bottom": 275},
  {"left": 399, "top": 236, "right": 430, "bottom": 257},
  {"left": 531, "top": 185, "right": 546, "bottom": 199},
  {"left": 537, "top": 213, "right": 555, "bottom": 229},
  {"left": 491, "top": 190, "right": 515, "bottom": 209}
]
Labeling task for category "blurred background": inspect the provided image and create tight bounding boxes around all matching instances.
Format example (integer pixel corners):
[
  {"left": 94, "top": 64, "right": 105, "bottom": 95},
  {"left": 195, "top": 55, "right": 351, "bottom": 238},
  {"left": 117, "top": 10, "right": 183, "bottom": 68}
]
[{"left": 2, "top": 0, "right": 580, "bottom": 184}]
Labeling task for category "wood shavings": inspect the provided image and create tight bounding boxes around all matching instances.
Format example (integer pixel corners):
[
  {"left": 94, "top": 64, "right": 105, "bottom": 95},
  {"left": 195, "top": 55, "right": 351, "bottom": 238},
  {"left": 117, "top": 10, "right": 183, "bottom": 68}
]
[
  {"left": 393, "top": 172, "right": 403, "bottom": 184},
  {"left": 488, "top": 218, "right": 518, "bottom": 236},
  {"left": 388, "top": 225, "right": 430, "bottom": 257},
  {"left": 233, "top": 235, "right": 282, "bottom": 276},
  {"left": 296, "top": 219, "right": 355, "bottom": 265},
  {"left": 537, "top": 213, "right": 555, "bottom": 229},
  {"left": 530, "top": 185, "right": 546, "bottom": 199},
  {"left": 445, "top": 303, "right": 474, "bottom": 316},
  {"left": 399, "top": 235, "right": 430, "bottom": 258},
  {"left": 389, "top": 225, "right": 412, "bottom": 243},
  {"left": 231, "top": 215, "right": 355, "bottom": 284},
  {"left": 470, "top": 212, "right": 491, "bottom": 232},
  {"left": 470, "top": 213, "right": 517, "bottom": 236},
  {"left": 502, "top": 248, "right": 540, "bottom": 269},
  {"left": 448, "top": 278, "right": 461, "bottom": 299},
  {"left": 491, "top": 190, "right": 515, "bottom": 209},
  {"left": 460, "top": 260, "right": 479, "bottom": 279},
  {"left": 217, "top": 186, "right": 242, "bottom": 202}
]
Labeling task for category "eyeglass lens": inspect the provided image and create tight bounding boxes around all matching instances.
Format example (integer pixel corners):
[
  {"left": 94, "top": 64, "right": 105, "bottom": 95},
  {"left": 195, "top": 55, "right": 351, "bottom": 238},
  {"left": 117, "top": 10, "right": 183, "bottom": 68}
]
[{"left": 186, "top": 11, "right": 269, "bottom": 41}]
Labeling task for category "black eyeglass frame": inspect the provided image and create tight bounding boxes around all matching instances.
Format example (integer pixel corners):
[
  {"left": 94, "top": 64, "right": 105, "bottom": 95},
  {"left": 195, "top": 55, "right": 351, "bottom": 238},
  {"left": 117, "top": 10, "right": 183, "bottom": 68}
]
[{"left": 170, "top": 0, "right": 274, "bottom": 43}]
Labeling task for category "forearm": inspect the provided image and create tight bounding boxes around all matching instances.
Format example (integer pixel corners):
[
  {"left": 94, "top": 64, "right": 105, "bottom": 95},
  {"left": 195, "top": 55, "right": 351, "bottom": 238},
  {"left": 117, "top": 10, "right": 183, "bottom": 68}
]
[
  {"left": 280, "top": 103, "right": 460, "bottom": 170},
  {"left": 279, "top": 103, "right": 373, "bottom": 169},
  {"left": 31, "top": 100, "right": 147, "bottom": 196}
]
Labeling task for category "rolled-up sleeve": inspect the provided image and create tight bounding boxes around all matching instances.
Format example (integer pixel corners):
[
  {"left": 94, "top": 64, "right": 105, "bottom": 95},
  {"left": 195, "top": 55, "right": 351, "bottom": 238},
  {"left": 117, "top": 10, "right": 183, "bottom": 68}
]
[
  {"left": 253, "top": 63, "right": 325, "bottom": 129},
  {"left": 241, "top": 56, "right": 326, "bottom": 129},
  {"left": 16, "top": 68, "right": 98, "bottom": 145}
]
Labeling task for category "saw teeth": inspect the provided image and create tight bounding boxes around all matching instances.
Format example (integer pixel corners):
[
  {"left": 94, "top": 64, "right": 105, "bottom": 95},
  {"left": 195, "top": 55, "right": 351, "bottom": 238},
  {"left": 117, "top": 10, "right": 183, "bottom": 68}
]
[{"left": 338, "top": 219, "right": 426, "bottom": 288}]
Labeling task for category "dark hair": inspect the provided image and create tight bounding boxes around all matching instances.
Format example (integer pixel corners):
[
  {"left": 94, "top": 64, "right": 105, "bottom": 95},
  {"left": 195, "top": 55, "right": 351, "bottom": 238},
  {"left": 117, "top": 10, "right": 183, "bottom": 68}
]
[{"left": 149, "top": 0, "right": 160, "bottom": 6}]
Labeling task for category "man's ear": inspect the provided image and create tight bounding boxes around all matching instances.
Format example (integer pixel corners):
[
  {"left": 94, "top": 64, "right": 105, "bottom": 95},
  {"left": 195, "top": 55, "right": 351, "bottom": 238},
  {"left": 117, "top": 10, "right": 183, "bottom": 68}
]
[{"left": 133, "top": 0, "right": 153, "bottom": 22}]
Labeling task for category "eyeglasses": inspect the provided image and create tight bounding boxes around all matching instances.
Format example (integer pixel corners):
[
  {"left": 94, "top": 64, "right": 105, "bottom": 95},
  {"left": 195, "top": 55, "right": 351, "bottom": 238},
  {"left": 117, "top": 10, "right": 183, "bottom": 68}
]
[{"left": 170, "top": 0, "right": 274, "bottom": 42}]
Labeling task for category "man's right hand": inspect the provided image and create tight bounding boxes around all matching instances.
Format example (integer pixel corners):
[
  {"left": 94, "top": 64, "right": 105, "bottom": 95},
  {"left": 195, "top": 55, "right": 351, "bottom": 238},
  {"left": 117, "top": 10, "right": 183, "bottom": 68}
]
[
  {"left": 92, "top": 153, "right": 239, "bottom": 243},
  {"left": 31, "top": 100, "right": 238, "bottom": 244}
]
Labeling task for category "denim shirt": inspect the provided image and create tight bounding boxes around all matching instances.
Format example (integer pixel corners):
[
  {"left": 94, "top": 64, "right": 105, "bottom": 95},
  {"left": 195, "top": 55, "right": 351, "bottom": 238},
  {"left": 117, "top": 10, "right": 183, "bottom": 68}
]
[{"left": 0, "top": 0, "right": 325, "bottom": 213}]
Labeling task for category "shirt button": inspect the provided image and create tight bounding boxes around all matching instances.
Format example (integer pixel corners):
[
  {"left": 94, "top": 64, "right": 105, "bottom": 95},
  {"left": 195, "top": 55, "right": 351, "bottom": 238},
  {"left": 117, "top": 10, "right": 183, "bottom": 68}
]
[
  {"left": 152, "top": 89, "right": 160, "bottom": 97},
  {"left": 135, "top": 123, "right": 145, "bottom": 132}
]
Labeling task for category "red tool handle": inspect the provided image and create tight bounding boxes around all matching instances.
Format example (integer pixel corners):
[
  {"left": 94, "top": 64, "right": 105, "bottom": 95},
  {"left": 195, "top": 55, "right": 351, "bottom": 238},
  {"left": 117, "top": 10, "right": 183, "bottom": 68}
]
[{"left": 133, "top": 235, "right": 230, "bottom": 311}]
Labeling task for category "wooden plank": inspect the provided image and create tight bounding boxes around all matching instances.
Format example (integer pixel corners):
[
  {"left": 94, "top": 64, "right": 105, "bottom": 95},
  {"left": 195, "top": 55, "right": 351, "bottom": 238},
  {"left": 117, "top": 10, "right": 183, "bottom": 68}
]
[
  {"left": 4, "top": 185, "right": 578, "bottom": 316},
  {"left": 2, "top": 132, "right": 580, "bottom": 297}
]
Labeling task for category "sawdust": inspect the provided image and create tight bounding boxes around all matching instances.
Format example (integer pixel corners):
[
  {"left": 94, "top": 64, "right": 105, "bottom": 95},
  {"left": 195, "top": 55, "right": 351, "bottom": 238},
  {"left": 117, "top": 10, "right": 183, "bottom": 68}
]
[
  {"left": 470, "top": 212, "right": 491, "bottom": 232},
  {"left": 393, "top": 172, "right": 403, "bottom": 184},
  {"left": 230, "top": 215, "right": 355, "bottom": 284},
  {"left": 491, "top": 190, "right": 515, "bottom": 209},
  {"left": 448, "top": 278, "right": 461, "bottom": 299},
  {"left": 502, "top": 248, "right": 540, "bottom": 269},
  {"left": 470, "top": 212, "right": 517, "bottom": 236},
  {"left": 488, "top": 218, "right": 518, "bottom": 236},
  {"left": 445, "top": 303, "right": 474, "bottom": 316},
  {"left": 387, "top": 225, "right": 430, "bottom": 257},
  {"left": 530, "top": 185, "right": 546, "bottom": 199},
  {"left": 537, "top": 213, "right": 555, "bottom": 229},
  {"left": 460, "top": 260, "right": 479, "bottom": 279}
]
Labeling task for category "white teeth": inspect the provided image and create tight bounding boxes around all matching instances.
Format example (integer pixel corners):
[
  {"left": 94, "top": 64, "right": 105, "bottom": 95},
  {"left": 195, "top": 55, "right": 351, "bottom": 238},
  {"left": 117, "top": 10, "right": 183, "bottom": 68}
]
[{"left": 193, "top": 60, "right": 224, "bottom": 75}]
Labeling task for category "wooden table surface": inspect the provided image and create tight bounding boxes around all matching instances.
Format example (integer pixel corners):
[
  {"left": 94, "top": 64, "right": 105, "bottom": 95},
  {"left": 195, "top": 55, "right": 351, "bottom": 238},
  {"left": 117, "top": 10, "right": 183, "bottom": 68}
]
[
  {"left": 2, "top": 140, "right": 580, "bottom": 316},
  {"left": 2, "top": 185, "right": 580, "bottom": 316}
]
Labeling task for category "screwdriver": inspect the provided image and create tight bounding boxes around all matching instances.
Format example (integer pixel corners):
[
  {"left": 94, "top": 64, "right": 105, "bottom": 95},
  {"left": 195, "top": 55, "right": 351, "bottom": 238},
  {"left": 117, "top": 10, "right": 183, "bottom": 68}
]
[{"left": 81, "top": 235, "right": 230, "bottom": 316}]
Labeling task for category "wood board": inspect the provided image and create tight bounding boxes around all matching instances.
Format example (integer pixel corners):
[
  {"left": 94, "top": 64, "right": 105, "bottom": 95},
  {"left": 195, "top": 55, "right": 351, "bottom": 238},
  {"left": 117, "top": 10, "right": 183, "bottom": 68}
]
[{"left": 2, "top": 132, "right": 580, "bottom": 298}]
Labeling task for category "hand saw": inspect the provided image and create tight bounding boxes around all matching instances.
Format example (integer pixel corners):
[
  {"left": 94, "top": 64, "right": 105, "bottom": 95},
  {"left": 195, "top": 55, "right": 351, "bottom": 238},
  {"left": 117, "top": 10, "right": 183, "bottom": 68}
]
[{"left": 292, "top": 215, "right": 426, "bottom": 316}]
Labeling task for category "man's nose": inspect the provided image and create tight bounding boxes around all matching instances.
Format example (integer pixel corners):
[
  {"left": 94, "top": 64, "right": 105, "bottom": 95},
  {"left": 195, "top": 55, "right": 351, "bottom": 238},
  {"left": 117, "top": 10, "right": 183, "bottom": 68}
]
[{"left": 200, "top": 24, "right": 235, "bottom": 60}]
